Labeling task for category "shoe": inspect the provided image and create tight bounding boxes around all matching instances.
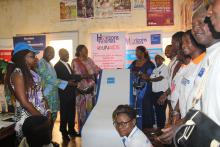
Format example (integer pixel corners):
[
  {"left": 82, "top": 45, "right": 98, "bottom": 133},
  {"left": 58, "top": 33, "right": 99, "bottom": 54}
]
[
  {"left": 69, "top": 131, "right": 81, "bottom": 138},
  {"left": 62, "top": 133, "right": 70, "bottom": 142},
  {"left": 52, "top": 141, "right": 60, "bottom": 147}
]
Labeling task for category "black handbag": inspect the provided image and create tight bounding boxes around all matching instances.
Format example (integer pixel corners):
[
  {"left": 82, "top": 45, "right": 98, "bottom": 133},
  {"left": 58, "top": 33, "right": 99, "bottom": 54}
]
[{"left": 174, "top": 109, "right": 220, "bottom": 147}]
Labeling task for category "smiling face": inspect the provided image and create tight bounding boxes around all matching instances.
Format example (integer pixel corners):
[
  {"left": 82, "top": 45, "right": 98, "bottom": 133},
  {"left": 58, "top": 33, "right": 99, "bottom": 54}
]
[
  {"left": 207, "top": 0, "right": 220, "bottom": 32},
  {"left": 114, "top": 113, "right": 136, "bottom": 137},
  {"left": 182, "top": 33, "right": 196, "bottom": 56},
  {"left": 192, "top": 13, "right": 213, "bottom": 47}
]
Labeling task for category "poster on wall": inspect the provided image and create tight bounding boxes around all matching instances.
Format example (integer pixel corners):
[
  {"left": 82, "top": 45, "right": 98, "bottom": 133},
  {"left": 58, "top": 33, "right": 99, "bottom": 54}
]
[
  {"left": 60, "top": 0, "right": 77, "bottom": 21},
  {"left": 180, "top": 0, "right": 207, "bottom": 30},
  {"left": 113, "top": 0, "right": 132, "bottom": 15},
  {"left": 125, "top": 31, "right": 163, "bottom": 68},
  {"left": 91, "top": 32, "right": 126, "bottom": 69},
  {"left": 13, "top": 35, "right": 46, "bottom": 51},
  {"left": 77, "top": 0, "right": 94, "bottom": 18},
  {"left": 94, "top": 0, "right": 114, "bottom": 18},
  {"left": 0, "top": 49, "right": 13, "bottom": 62},
  {"left": 133, "top": 0, "right": 145, "bottom": 9},
  {"left": 147, "top": 0, "right": 174, "bottom": 26},
  {"left": 180, "top": 0, "right": 192, "bottom": 30}
]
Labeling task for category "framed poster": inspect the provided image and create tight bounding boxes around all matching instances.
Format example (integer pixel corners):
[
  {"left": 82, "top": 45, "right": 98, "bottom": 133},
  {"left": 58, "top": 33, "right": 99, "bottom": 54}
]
[
  {"left": 147, "top": 0, "right": 174, "bottom": 26},
  {"left": 60, "top": 0, "right": 77, "bottom": 21}
]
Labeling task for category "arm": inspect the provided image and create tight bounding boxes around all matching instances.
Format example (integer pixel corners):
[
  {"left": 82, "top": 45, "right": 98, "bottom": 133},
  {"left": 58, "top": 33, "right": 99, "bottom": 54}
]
[
  {"left": 37, "top": 60, "right": 68, "bottom": 90},
  {"left": 157, "top": 88, "right": 171, "bottom": 105},
  {"left": 157, "top": 119, "right": 184, "bottom": 144},
  {"left": 145, "top": 65, "right": 168, "bottom": 82},
  {"left": 140, "top": 64, "right": 155, "bottom": 81},
  {"left": 141, "top": 75, "right": 164, "bottom": 82},
  {"left": 12, "top": 72, "right": 41, "bottom": 115},
  {"left": 89, "top": 57, "right": 101, "bottom": 74},
  {"left": 150, "top": 76, "right": 164, "bottom": 82}
]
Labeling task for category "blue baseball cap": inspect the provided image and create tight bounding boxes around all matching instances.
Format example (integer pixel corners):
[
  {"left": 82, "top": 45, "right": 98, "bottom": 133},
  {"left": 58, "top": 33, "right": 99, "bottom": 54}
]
[{"left": 13, "top": 42, "right": 39, "bottom": 55}]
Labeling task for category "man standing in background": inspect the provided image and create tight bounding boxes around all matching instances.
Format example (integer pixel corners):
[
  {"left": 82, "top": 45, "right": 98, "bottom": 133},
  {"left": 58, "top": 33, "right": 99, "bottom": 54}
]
[{"left": 54, "top": 48, "right": 80, "bottom": 141}]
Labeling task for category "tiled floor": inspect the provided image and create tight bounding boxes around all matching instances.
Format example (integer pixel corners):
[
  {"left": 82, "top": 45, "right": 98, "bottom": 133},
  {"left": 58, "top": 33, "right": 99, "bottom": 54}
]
[
  {"left": 52, "top": 121, "right": 81, "bottom": 147},
  {"left": 52, "top": 113, "right": 81, "bottom": 147}
]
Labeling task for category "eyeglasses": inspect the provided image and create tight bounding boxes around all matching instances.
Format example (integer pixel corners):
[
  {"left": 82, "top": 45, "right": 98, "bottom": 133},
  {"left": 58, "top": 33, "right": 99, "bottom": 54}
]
[
  {"left": 113, "top": 119, "right": 132, "bottom": 128},
  {"left": 26, "top": 55, "right": 36, "bottom": 59}
]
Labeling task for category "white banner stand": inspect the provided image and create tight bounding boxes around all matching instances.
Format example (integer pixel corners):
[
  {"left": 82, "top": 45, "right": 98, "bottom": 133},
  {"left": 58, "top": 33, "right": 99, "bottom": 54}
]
[{"left": 82, "top": 69, "right": 131, "bottom": 147}]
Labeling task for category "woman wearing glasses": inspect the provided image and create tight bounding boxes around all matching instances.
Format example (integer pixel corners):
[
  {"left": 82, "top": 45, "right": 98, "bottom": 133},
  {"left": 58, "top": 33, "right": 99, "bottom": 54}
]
[{"left": 112, "top": 105, "right": 152, "bottom": 147}]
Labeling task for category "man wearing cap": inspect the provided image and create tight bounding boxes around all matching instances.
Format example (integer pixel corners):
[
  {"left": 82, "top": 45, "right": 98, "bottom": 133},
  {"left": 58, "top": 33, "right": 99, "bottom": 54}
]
[{"left": 142, "top": 53, "right": 169, "bottom": 128}]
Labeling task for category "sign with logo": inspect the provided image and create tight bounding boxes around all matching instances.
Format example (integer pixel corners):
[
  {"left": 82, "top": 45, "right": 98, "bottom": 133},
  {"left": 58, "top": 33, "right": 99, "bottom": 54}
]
[
  {"left": 125, "top": 31, "right": 162, "bottom": 68},
  {"left": 13, "top": 35, "right": 46, "bottom": 50},
  {"left": 91, "top": 32, "right": 126, "bottom": 69}
]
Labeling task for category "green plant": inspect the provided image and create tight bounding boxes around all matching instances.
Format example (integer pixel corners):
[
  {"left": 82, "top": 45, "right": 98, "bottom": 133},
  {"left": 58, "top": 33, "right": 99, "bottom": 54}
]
[{"left": 0, "top": 60, "right": 8, "bottom": 74}]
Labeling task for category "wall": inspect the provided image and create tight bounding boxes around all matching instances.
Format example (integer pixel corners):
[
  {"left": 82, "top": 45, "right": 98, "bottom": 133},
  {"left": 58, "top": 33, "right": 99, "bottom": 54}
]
[{"left": 0, "top": 0, "right": 184, "bottom": 52}]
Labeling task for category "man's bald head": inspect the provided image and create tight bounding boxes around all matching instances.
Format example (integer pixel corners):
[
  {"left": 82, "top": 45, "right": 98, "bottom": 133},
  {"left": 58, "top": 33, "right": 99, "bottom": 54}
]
[
  {"left": 59, "top": 48, "right": 69, "bottom": 62},
  {"left": 43, "top": 46, "right": 55, "bottom": 61}
]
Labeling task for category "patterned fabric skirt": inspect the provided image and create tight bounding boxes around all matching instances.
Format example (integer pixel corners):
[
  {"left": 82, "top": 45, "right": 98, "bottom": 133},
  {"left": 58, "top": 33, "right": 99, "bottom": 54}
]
[
  {"left": 15, "top": 105, "right": 46, "bottom": 141},
  {"left": 76, "top": 94, "right": 95, "bottom": 132}
]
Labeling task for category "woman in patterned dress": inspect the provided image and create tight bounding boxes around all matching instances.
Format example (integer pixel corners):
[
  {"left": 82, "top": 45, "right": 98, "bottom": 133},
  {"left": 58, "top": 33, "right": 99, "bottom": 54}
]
[
  {"left": 71, "top": 45, "right": 101, "bottom": 132},
  {"left": 5, "top": 42, "right": 49, "bottom": 141}
]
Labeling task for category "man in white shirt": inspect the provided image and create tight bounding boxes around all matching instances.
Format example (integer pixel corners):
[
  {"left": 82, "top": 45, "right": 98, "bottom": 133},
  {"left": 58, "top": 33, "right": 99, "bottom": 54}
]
[
  {"left": 145, "top": 53, "right": 169, "bottom": 128},
  {"left": 157, "top": 32, "right": 184, "bottom": 107},
  {"left": 112, "top": 105, "right": 152, "bottom": 147}
]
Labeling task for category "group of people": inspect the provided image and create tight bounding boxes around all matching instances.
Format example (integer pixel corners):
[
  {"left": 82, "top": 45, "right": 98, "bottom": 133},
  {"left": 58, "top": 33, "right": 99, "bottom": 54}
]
[
  {"left": 112, "top": 1, "right": 220, "bottom": 146},
  {"left": 3, "top": 0, "right": 220, "bottom": 146},
  {"left": 5, "top": 43, "right": 100, "bottom": 146}
]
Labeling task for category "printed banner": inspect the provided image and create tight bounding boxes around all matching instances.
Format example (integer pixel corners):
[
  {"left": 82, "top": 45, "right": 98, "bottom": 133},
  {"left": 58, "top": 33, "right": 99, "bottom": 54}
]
[
  {"left": 94, "top": 0, "right": 114, "bottom": 18},
  {"left": 113, "top": 0, "right": 132, "bottom": 15},
  {"left": 77, "top": 0, "right": 94, "bottom": 18},
  {"left": 13, "top": 35, "right": 46, "bottom": 51},
  {"left": 147, "top": 0, "right": 174, "bottom": 26},
  {"left": 60, "top": 0, "right": 77, "bottom": 21},
  {"left": 91, "top": 32, "right": 125, "bottom": 69},
  {"left": 125, "top": 31, "right": 163, "bottom": 68}
]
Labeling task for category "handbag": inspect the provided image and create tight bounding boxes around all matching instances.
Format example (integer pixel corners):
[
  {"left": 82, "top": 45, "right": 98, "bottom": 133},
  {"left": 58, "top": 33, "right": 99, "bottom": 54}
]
[
  {"left": 173, "top": 55, "right": 220, "bottom": 147},
  {"left": 174, "top": 109, "right": 220, "bottom": 147}
]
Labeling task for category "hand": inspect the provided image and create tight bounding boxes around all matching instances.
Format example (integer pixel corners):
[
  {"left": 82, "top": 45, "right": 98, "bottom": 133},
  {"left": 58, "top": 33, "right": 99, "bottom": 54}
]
[
  {"left": 68, "top": 80, "right": 77, "bottom": 86},
  {"left": 82, "top": 74, "right": 94, "bottom": 80},
  {"left": 141, "top": 74, "right": 150, "bottom": 81},
  {"left": 157, "top": 93, "right": 167, "bottom": 105},
  {"left": 156, "top": 124, "right": 179, "bottom": 144}
]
